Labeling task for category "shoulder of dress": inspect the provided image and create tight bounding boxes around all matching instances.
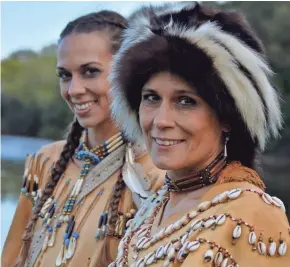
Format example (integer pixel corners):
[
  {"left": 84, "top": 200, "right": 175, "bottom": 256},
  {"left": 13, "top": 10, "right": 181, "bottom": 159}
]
[
  {"left": 36, "top": 140, "right": 66, "bottom": 160},
  {"left": 20, "top": 140, "right": 66, "bottom": 203},
  {"left": 215, "top": 161, "right": 266, "bottom": 190},
  {"left": 182, "top": 185, "right": 290, "bottom": 266}
]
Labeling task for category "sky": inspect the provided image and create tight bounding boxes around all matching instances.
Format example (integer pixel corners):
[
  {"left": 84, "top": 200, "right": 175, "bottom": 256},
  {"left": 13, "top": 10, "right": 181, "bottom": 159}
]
[{"left": 1, "top": 1, "right": 163, "bottom": 59}]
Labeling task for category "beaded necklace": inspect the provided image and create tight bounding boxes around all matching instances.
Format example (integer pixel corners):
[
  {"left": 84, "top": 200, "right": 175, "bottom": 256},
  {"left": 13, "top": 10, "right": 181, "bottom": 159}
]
[{"left": 38, "top": 131, "right": 125, "bottom": 265}]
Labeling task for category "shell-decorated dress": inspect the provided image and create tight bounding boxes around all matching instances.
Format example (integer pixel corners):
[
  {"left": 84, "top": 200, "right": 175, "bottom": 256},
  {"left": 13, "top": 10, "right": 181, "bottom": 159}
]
[
  {"left": 110, "top": 161, "right": 290, "bottom": 267},
  {"left": 2, "top": 140, "right": 165, "bottom": 267}
]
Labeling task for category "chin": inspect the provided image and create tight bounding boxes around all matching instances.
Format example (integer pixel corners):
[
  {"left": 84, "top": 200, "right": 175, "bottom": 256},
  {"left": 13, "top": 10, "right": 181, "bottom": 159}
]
[
  {"left": 77, "top": 115, "right": 106, "bottom": 129},
  {"left": 151, "top": 155, "right": 176, "bottom": 171}
]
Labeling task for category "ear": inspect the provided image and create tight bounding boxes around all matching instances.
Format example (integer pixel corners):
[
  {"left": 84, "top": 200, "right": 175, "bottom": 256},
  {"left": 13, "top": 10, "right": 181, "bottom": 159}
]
[{"left": 221, "top": 122, "right": 231, "bottom": 134}]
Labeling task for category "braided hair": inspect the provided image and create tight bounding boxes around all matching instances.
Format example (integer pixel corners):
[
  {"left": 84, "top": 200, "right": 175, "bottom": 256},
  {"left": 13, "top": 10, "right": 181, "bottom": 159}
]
[{"left": 14, "top": 11, "right": 128, "bottom": 267}]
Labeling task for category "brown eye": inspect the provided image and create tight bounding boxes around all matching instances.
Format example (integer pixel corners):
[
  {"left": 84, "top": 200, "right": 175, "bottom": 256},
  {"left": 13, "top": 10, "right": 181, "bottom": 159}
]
[
  {"left": 178, "top": 96, "right": 197, "bottom": 107},
  {"left": 142, "top": 94, "right": 160, "bottom": 104},
  {"left": 57, "top": 70, "right": 71, "bottom": 82},
  {"left": 83, "top": 67, "right": 100, "bottom": 78}
]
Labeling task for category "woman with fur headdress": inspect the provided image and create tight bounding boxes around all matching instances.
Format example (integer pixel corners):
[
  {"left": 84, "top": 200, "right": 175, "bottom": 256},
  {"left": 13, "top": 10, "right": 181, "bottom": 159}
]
[{"left": 108, "top": 2, "right": 289, "bottom": 267}]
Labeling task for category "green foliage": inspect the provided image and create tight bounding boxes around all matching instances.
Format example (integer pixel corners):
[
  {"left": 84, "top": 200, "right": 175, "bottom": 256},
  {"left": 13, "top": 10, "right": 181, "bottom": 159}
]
[{"left": 1, "top": 44, "right": 72, "bottom": 139}]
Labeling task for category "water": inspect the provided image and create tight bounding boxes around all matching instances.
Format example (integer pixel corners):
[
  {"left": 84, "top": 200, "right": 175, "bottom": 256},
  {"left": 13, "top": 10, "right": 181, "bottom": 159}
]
[{"left": 1, "top": 135, "right": 53, "bottom": 251}]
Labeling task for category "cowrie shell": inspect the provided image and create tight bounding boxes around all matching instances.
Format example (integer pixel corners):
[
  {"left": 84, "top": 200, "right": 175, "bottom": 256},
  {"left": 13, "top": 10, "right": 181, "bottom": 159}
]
[
  {"left": 198, "top": 201, "right": 212, "bottom": 212},
  {"left": 203, "top": 218, "right": 216, "bottom": 228},
  {"left": 227, "top": 188, "right": 242, "bottom": 199},
  {"left": 233, "top": 225, "right": 242, "bottom": 239},
  {"left": 272, "top": 197, "right": 286, "bottom": 212},
  {"left": 204, "top": 249, "right": 214, "bottom": 262},
  {"left": 278, "top": 242, "right": 287, "bottom": 256},
  {"left": 269, "top": 241, "right": 277, "bottom": 256},
  {"left": 187, "top": 240, "right": 200, "bottom": 252},
  {"left": 218, "top": 191, "right": 229, "bottom": 203},
  {"left": 214, "top": 251, "right": 224, "bottom": 265},
  {"left": 262, "top": 193, "right": 273, "bottom": 205},
  {"left": 189, "top": 210, "right": 198, "bottom": 219},
  {"left": 216, "top": 214, "right": 226, "bottom": 225},
  {"left": 144, "top": 252, "right": 156, "bottom": 265},
  {"left": 248, "top": 231, "right": 257, "bottom": 245},
  {"left": 258, "top": 241, "right": 267, "bottom": 255},
  {"left": 191, "top": 219, "right": 202, "bottom": 231}
]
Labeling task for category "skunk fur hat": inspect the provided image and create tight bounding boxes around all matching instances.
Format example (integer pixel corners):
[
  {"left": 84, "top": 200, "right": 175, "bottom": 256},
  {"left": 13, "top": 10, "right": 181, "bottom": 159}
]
[{"left": 110, "top": 2, "right": 282, "bottom": 165}]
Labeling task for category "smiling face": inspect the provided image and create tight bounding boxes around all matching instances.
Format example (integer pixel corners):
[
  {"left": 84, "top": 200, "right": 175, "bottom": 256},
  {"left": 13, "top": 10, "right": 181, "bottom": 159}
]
[
  {"left": 57, "top": 32, "right": 113, "bottom": 130},
  {"left": 139, "top": 72, "right": 226, "bottom": 173}
]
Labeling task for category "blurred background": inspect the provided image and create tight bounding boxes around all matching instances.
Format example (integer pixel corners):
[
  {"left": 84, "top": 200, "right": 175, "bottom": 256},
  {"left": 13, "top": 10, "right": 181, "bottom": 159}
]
[{"left": 1, "top": 1, "right": 290, "bottom": 250}]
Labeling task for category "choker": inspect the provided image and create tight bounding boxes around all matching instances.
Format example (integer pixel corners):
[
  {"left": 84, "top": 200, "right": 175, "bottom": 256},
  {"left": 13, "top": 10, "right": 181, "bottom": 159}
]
[{"left": 165, "top": 151, "right": 227, "bottom": 192}]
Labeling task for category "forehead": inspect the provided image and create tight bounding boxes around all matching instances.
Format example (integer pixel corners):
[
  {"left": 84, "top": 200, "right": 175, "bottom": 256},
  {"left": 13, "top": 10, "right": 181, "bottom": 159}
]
[
  {"left": 144, "top": 72, "right": 196, "bottom": 94},
  {"left": 57, "top": 32, "right": 112, "bottom": 68}
]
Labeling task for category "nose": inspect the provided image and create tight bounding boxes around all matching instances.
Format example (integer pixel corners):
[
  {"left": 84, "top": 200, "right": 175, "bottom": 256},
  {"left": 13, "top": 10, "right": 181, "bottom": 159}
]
[
  {"left": 68, "top": 76, "right": 86, "bottom": 97},
  {"left": 153, "top": 101, "right": 175, "bottom": 129}
]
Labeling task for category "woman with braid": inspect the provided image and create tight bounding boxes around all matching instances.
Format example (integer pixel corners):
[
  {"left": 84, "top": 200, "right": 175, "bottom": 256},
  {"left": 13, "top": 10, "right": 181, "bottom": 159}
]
[{"left": 2, "top": 11, "right": 164, "bottom": 267}]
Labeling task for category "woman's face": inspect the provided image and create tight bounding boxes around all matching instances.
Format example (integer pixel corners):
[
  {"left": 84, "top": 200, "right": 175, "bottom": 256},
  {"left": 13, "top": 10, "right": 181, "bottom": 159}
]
[
  {"left": 139, "top": 72, "right": 226, "bottom": 172},
  {"left": 57, "top": 32, "right": 113, "bottom": 129}
]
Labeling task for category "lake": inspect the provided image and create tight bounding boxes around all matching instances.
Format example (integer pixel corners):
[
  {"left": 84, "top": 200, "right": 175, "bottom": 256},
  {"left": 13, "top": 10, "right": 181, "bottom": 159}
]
[{"left": 1, "top": 135, "right": 53, "bottom": 251}]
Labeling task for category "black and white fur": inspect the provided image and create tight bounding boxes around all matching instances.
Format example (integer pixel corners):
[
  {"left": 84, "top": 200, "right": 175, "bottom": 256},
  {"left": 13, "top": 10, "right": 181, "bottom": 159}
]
[{"left": 109, "top": 2, "right": 282, "bottom": 158}]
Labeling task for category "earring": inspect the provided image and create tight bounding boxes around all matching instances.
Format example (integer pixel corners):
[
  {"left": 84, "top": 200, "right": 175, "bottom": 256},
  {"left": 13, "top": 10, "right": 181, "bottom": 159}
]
[{"left": 224, "top": 132, "right": 230, "bottom": 158}]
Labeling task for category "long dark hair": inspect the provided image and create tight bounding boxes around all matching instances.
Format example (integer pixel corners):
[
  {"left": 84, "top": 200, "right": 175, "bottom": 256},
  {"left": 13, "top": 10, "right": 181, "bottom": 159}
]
[{"left": 14, "top": 10, "right": 127, "bottom": 267}]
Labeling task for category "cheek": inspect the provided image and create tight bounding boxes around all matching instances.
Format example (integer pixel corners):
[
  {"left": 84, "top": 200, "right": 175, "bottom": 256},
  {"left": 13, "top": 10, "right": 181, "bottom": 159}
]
[
  {"left": 139, "top": 104, "right": 153, "bottom": 134},
  {"left": 60, "top": 83, "right": 69, "bottom": 101}
]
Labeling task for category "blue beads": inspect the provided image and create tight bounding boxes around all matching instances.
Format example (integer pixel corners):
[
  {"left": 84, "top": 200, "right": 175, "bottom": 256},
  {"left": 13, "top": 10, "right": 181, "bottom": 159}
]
[
  {"left": 72, "top": 232, "right": 80, "bottom": 239},
  {"left": 56, "top": 223, "right": 61, "bottom": 228},
  {"left": 65, "top": 238, "right": 70, "bottom": 246},
  {"left": 63, "top": 233, "right": 68, "bottom": 240},
  {"left": 21, "top": 188, "right": 27, "bottom": 193},
  {"left": 48, "top": 226, "right": 53, "bottom": 233}
]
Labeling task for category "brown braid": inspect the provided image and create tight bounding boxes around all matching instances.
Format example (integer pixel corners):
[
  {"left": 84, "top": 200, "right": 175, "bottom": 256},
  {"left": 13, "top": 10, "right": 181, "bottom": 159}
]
[
  {"left": 99, "top": 169, "right": 126, "bottom": 267},
  {"left": 13, "top": 119, "right": 83, "bottom": 267},
  {"left": 108, "top": 171, "right": 126, "bottom": 233}
]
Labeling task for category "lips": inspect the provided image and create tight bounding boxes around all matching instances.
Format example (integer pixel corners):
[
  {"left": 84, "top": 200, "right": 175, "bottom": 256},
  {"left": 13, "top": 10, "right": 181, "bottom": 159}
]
[{"left": 153, "top": 138, "right": 184, "bottom": 146}]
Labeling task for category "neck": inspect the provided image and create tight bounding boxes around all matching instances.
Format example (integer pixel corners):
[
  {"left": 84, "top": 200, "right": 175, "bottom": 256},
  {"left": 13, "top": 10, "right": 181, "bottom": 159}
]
[
  {"left": 87, "top": 120, "right": 120, "bottom": 148},
  {"left": 167, "top": 145, "right": 224, "bottom": 181},
  {"left": 168, "top": 185, "right": 214, "bottom": 208}
]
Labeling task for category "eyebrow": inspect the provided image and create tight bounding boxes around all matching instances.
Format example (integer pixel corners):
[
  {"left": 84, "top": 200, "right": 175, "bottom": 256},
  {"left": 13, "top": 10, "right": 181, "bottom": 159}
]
[
  {"left": 142, "top": 87, "right": 198, "bottom": 97},
  {"left": 56, "top": 61, "right": 102, "bottom": 70}
]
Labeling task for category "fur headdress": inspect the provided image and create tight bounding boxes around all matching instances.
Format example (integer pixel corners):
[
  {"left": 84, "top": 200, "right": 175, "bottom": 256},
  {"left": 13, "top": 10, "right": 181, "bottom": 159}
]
[{"left": 110, "top": 2, "right": 282, "bottom": 152}]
